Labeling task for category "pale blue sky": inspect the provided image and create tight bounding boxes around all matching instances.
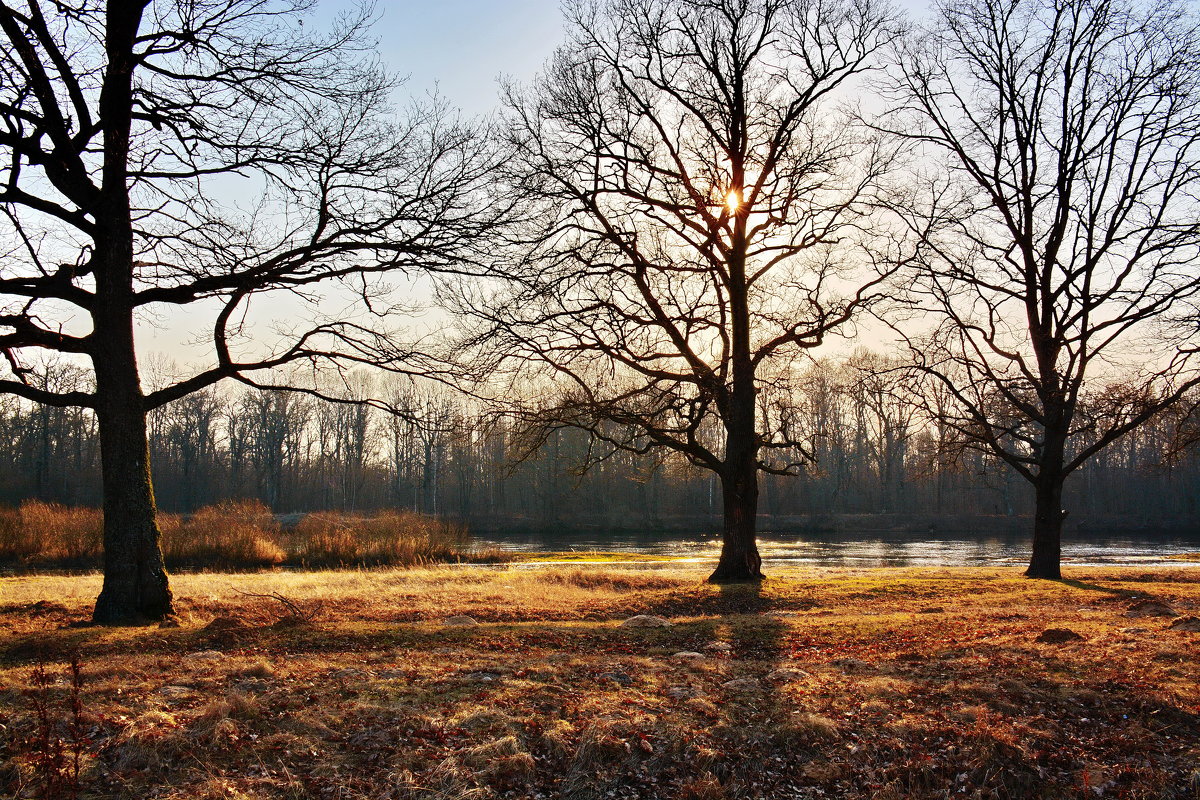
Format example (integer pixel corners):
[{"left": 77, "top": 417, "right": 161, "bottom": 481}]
[{"left": 359, "top": 0, "right": 566, "bottom": 114}]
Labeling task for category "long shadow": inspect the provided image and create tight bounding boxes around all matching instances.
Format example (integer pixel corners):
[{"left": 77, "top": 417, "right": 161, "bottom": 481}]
[
  {"left": 708, "top": 581, "right": 796, "bottom": 793},
  {"left": 1056, "top": 578, "right": 1143, "bottom": 597}
]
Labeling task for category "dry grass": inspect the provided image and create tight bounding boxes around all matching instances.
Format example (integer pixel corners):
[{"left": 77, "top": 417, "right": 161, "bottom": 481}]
[
  {"left": 0, "top": 502, "right": 103, "bottom": 567},
  {"left": 290, "top": 510, "right": 480, "bottom": 567},
  {"left": 1, "top": 565, "right": 1199, "bottom": 799},
  {"left": 0, "top": 501, "right": 497, "bottom": 571}
]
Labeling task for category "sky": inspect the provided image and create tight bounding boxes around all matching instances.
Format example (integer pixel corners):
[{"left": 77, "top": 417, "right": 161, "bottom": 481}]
[
  {"left": 352, "top": 0, "right": 566, "bottom": 115},
  {"left": 139, "top": 0, "right": 931, "bottom": 369},
  {"left": 139, "top": 0, "right": 568, "bottom": 367}
]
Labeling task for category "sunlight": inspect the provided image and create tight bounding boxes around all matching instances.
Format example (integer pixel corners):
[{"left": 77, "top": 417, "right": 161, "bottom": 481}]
[{"left": 725, "top": 188, "right": 741, "bottom": 213}]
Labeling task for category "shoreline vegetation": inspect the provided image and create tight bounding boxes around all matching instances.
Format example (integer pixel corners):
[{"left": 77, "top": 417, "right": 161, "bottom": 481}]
[
  {"left": 0, "top": 501, "right": 507, "bottom": 572},
  {"left": 2, "top": 565, "right": 1198, "bottom": 799},
  {"left": 4, "top": 501, "right": 1198, "bottom": 576}
]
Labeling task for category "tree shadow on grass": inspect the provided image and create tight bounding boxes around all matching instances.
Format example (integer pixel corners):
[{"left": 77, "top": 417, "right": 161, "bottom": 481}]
[
  {"left": 1056, "top": 577, "right": 1143, "bottom": 597},
  {"left": 706, "top": 581, "right": 814, "bottom": 794}
]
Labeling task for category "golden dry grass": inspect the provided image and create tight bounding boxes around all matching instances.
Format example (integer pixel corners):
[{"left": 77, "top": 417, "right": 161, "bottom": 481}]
[
  {"left": 1, "top": 564, "right": 1199, "bottom": 799},
  {"left": 0, "top": 501, "right": 493, "bottom": 571}
]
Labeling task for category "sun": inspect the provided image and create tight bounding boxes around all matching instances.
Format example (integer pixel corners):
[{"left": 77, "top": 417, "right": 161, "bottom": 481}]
[{"left": 725, "top": 189, "right": 741, "bottom": 213}]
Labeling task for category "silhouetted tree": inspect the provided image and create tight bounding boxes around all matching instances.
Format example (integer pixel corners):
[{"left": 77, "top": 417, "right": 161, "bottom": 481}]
[
  {"left": 0, "top": 1, "right": 495, "bottom": 621},
  {"left": 458, "top": 0, "right": 902, "bottom": 580},
  {"left": 883, "top": 0, "right": 1200, "bottom": 577}
]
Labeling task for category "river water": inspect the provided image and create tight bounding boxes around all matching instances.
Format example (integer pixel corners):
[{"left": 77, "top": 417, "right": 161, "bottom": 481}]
[{"left": 474, "top": 529, "right": 1200, "bottom": 568}]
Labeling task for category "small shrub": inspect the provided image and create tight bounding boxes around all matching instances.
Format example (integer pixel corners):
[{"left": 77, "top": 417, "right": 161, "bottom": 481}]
[
  {"left": 293, "top": 510, "right": 471, "bottom": 567},
  {"left": 24, "top": 654, "right": 87, "bottom": 800},
  {"left": 164, "top": 500, "right": 285, "bottom": 569},
  {"left": 1, "top": 502, "right": 104, "bottom": 566}
]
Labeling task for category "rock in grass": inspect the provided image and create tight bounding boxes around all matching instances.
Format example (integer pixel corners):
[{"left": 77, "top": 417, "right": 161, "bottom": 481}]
[
  {"left": 192, "top": 649, "right": 226, "bottom": 661},
  {"left": 1036, "top": 628, "right": 1084, "bottom": 644},
  {"left": 600, "top": 671, "right": 633, "bottom": 686},
  {"left": 721, "top": 677, "right": 762, "bottom": 692},
  {"left": 1168, "top": 616, "right": 1200, "bottom": 632},
  {"left": 671, "top": 651, "right": 705, "bottom": 661},
  {"left": 620, "top": 614, "right": 672, "bottom": 628},
  {"left": 767, "top": 667, "right": 811, "bottom": 682},
  {"left": 443, "top": 615, "right": 479, "bottom": 627},
  {"left": 704, "top": 641, "right": 733, "bottom": 652},
  {"left": 1125, "top": 600, "right": 1177, "bottom": 618},
  {"left": 666, "top": 685, "right": 700, "bottom": 700}
]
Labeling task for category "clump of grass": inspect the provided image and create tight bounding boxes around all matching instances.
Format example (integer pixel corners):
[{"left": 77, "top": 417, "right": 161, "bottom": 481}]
[
  {"left": 0, "top": 501, "right": 102, "bottom": 566},
  {"left": 163, "top": 500, "right": 284, "bottom": 569},
  {"left": 292, "top": 510, "right": 483, "bottom": 568},
  {"left": 542, "top": 567, "right": 679, "bottom": 592}
]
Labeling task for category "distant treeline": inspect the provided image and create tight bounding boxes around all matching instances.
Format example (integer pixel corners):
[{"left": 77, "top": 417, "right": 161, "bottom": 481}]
[{"left": 3, "top": 356, "right": 1198, "bottom": 529}]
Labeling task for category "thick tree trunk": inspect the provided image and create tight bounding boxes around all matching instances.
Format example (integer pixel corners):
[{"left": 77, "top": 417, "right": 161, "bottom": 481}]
[
  {"left": 708, "top": 464, "right": 763, "bottom": 582},
  {"left": 1026, "top": 473, "right": 1064, "bottom": 580},
  {"left": 91, "top": 327, "right": 173, "bottom": 624},
  {"left": 89, "top": 3, "right": 171, "bottom": 624},
  {"left": 708, "top": 175, "right": 762, "bottom": 584},
  {"left": 1026, "top": 425, "right": 1067, "bottom": 579}
]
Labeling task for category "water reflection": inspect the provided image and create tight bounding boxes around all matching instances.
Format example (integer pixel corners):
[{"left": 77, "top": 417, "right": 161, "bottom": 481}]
[{"left": 473, "top": 529, "right": 1200, "bottom": 568}]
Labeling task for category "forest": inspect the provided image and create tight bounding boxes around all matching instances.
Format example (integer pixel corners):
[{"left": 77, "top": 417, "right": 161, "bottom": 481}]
[
  {"left": 2, "top": 358, "right": 1198, "bottom": 530},
  {"left": 2, "top": 0, "right": 1200, "bottom": 615}
]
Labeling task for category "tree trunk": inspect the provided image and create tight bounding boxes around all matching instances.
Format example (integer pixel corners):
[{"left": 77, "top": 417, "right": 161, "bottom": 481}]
[
  {"left": 1026, "top": 471, "right": 1065, "bottom": 579},
  {"left": 709, "top": 463, "right": 764, "bottom": 582},
  {"left": 1026, "top": 418, "right": 1068, "bottom": 580},
  {"left": 87, "top": 0, "right": 170, "bottom": 624},
  {"left": 708, "top": 177, "right": 763, "bottom": 583},
  {"left": 91, "top": 335, "right": 173, "bottom": 623}
]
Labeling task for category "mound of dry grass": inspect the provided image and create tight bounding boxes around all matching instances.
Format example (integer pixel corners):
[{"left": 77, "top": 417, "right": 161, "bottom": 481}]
[
  {"left": 290, "top": 510, "right": 482, "bottom": 568},
  {"left": 0, "top": 501, "right": 102, "bottom": 567}
]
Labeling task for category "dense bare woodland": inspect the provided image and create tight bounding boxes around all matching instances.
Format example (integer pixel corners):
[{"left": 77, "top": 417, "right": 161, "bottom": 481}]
[{"left": 1, "top": 359, "right": 1196, "bottom": 528}]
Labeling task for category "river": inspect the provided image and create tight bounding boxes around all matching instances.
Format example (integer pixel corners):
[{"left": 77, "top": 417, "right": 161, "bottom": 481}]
[{"left": 473, "top": 529, "right": 1200, "bottom": 568}]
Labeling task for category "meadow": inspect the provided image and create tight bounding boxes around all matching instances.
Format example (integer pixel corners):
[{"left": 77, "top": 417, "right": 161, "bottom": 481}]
[{"left": 2, "top": 564, "right": 1198, "bottom": 799}]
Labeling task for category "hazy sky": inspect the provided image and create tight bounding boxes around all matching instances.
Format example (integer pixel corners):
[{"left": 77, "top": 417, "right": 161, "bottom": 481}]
[
  {"left": 358, "top": 0, "right": 566, "bottom": 114},
  {"left": 140, "top": 1, "right": 565, "bottom": 367},
  {"left": 141, "top": 0, "right": 930, "bottom": 368}
]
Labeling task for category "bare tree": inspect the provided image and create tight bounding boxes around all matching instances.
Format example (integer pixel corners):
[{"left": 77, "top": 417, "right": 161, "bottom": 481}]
[
  {"left": 882, "top": 0, "right": 1200, "bottom": 577},
  {"left": 456, "top": 0, "right": 901, "bottom": 581},
  {"left": 0, "top": 1, "right": 496, "bottom": 621}
]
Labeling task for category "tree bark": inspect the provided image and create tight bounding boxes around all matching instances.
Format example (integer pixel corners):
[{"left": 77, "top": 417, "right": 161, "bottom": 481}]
[
  {"left": 1026, "top": 471, "right": 1065, "bottom": 579},
  {"left": 709, "top": 462, "right": 764, "bottom": 582},
  {"left": 1026, "top": 429, "right": 1067, "bottom": 579},
  {"left": 89, "top": 2, "right": 172, "bottom": 624},
  {"left": 91, "top": 328, "right": 173, "bottom": 623}
]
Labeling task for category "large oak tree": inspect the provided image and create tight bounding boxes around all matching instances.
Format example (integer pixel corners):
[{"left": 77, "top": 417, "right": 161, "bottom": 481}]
[
  {"left": 882, "top": 0, "right": 1200, "bottom": 577},
  {"left": 0, "top": 0, "right": 494, "bottom": 622},
  {"left": 457, "top": 0, "right": 902, "bottom": 581}
]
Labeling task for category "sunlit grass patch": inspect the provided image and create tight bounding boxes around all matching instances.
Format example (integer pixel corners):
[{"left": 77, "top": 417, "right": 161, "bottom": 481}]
[
  {"left": 2, "top": 566, "right": 1199, "bottom": 799},
  {"left": 509, "top": 551, "right": 698, "bottom": 563}
]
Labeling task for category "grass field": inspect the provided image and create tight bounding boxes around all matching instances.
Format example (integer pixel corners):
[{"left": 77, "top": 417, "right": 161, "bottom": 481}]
[{"left": 2, "top": 565, "right": 1199, "bottom": 799}]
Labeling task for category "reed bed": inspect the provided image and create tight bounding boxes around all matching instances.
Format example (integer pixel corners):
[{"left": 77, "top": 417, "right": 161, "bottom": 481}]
[{"left": 0, "top": 500, "right": 499, "bottom": 571}]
